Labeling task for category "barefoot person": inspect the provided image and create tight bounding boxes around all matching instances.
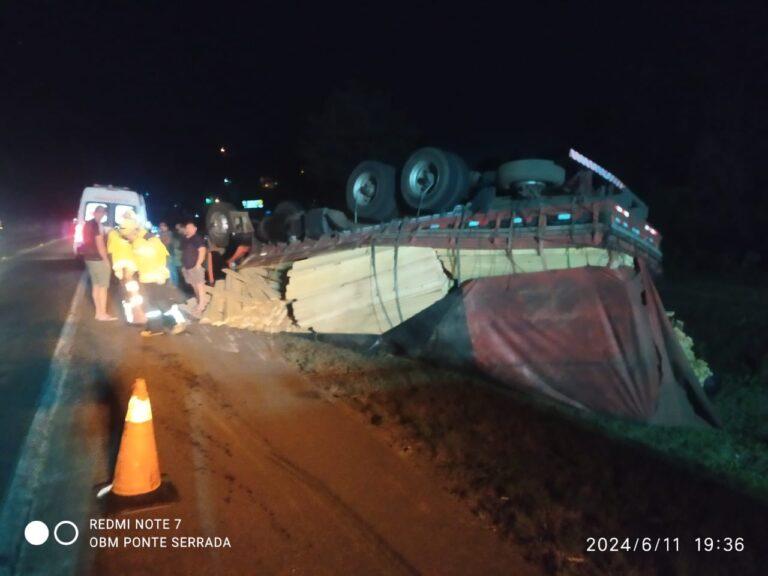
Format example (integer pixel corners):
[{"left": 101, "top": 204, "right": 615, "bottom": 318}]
[
  {"left": 82, "top": 205, "right": 116, "bottom": 321},
  {"left": 181, "top": 220, "right": 207, "bottom": 314}
]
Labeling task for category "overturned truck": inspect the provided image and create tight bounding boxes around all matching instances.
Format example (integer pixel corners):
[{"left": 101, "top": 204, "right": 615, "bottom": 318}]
[{"left": 202, "top": 148, "right": 718, "bottom": 427}]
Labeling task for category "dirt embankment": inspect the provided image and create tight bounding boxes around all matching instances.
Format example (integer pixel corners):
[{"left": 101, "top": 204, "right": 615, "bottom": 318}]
[{"left": 273, "top": 335, "right": 768, "bottom": 576}]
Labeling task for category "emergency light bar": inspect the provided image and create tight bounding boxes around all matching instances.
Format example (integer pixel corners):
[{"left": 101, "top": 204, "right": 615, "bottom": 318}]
[{"left": 569, "top": 149, "right": 627, "bottom": 190}]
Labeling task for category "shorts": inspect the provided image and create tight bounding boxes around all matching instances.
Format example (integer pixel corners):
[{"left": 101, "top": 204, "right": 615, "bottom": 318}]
[
  {"left": 182, "top": 266, "right": 205, "bottom": 286},
  {"left": 85, "top": 259, "right": 111, "bottom": 288}
]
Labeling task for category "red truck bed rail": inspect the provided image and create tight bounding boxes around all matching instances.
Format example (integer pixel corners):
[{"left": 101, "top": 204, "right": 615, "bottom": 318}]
[{"left": 244, "top": 197, "right": 662, "bottom": 271}]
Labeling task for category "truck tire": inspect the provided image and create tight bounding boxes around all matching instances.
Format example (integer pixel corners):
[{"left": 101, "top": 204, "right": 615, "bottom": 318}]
[
  {"left": 284, "top": 213, "right": 305, "bottom": 242},
  {"left": 304, "top": 208, "right": 357, "bottom": 240},
  {"left": 400, "top": 147, "right": 470, "bottom": 213},
  {"left": 255, "top": 218, "right": 271, "bottom": 243},
  {"left": 263, "top": 201, "right": 303, "bottom": 243},
  {"left": 346, "top": 161, "right": 398, "bottom": 222},
  {"left": 206, "top": 202, "right": 236, "bottom": 248},
  {"left": 497, "top": 159, "right": 566, "bottom": 191},
  {"left": 304, "top": 208, "right": 331, "bottom": 240}
]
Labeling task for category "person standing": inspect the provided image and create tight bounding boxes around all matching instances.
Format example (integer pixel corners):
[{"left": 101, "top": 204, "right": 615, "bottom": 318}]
[
  {"left": 180, "top": 220, "right": 207, "bottom": 314},
  {"left": 172, "top": 223, "right": 184, "bottom": 285},
  {"left": 158, "top": 221, "right": 180, "bottom": 286},
  {"left": 206, "top": 235, "right": 252, "bottom": 284},
  {"left": 82, "top": 205, "right": 116, "bottom": 321}
]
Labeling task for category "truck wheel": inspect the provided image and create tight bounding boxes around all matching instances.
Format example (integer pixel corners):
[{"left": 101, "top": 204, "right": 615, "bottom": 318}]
[
  {"left": 346, "top": 161, "right": 398, "bottom": 222},
  {"left": 400, "top": 147, "right": 470, "bottom": 213},
  {"left": 206, "top": 202, "right": 236, "bottom": 248},
  {"left": 497, "top": 159, "right": 566, "bottom": 193},
  {"left": 255, "top": 218, "right": 271, "bottom": 243},
  {"left": 263, "top": 201, "right": 303, "bottom": 243}
]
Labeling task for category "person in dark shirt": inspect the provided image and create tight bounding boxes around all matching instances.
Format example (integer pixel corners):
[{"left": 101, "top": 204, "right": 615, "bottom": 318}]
[
  {"left": 82, "top": 205, "right": 116, "bottom": 321},
  {"left": 180, "top": 221, "right": 207, "bottom": 314},
  {"left": 206, "top": 235, "right": 252, "bottom": 284}
]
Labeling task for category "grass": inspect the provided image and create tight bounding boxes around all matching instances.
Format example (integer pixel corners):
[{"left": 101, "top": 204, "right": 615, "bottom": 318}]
[
  {"left": 596, "top": 409, "right": 768, "bottom": 500},
  {"left": 620, "top": 274, "right": 768, "bottom": 498}
]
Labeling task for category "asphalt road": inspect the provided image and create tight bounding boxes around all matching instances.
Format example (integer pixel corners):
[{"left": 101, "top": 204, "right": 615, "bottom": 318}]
[
  {"left": 0, "top": 220, "right": 71, "bottom": 259},
  {"left": 0, "top": 237, "right": 81, "bottom": 506}
]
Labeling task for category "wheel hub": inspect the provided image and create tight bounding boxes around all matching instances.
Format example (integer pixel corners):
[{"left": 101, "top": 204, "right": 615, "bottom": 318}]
[
  {"left": 353, "top": 172, "right": 377, "bottom": 206},
  {"left": 409, "top": 160, "right": 438, "bottom": 198}
]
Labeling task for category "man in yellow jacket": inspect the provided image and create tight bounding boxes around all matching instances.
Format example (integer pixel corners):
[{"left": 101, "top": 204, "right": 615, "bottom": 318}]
[{"left": 107, "top": 211, "right": 171, "bottom": 326}]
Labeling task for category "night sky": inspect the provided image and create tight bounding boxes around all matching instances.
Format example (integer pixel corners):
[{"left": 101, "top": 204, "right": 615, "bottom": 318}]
[{"left": 0, "top": 1, "right": 766, "bottom": 266}]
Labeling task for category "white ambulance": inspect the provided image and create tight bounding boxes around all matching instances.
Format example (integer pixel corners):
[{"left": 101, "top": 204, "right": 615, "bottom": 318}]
[{"left": 73, "top": 185, "right": 148, "bottom": 254}]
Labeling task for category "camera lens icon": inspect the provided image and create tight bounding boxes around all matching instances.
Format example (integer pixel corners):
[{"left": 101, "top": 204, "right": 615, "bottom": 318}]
[{"left": 24, "top": 521, "right": 79, "bottom": 546}]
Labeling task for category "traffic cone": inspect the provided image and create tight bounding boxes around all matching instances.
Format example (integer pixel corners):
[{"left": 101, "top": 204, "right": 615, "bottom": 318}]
[
  {"left": 112, "top": 378, "right": 161, "bottom": 496},
  {"left": 96, "top": 378, "right": 178, "bottom": 513}
]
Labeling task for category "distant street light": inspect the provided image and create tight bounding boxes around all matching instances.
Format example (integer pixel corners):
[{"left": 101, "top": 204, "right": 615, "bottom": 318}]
[
  {"left": 220, "top": 146, "right": 227, "bottom": 155},
  {"left": 223, "top": 177, "right": 232, "bottom": 185}
]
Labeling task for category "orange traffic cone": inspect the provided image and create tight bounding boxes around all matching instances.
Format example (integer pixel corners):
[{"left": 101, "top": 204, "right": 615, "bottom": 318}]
[{"left": 111, "top": 378, "right": 161, "bottom": 496}]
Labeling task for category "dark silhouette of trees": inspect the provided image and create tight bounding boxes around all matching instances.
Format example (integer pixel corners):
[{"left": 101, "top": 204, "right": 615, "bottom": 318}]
[{"left": 298, "top": 84, "right": 421, "bottom": 208}]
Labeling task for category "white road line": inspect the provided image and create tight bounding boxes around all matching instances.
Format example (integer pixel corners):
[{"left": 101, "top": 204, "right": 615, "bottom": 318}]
[
  {"left": 0, "top": 238, "right": 64, "bottom": 263},
  {"left": 0, "top": 273, "right": 86, "bottom": 576}
]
